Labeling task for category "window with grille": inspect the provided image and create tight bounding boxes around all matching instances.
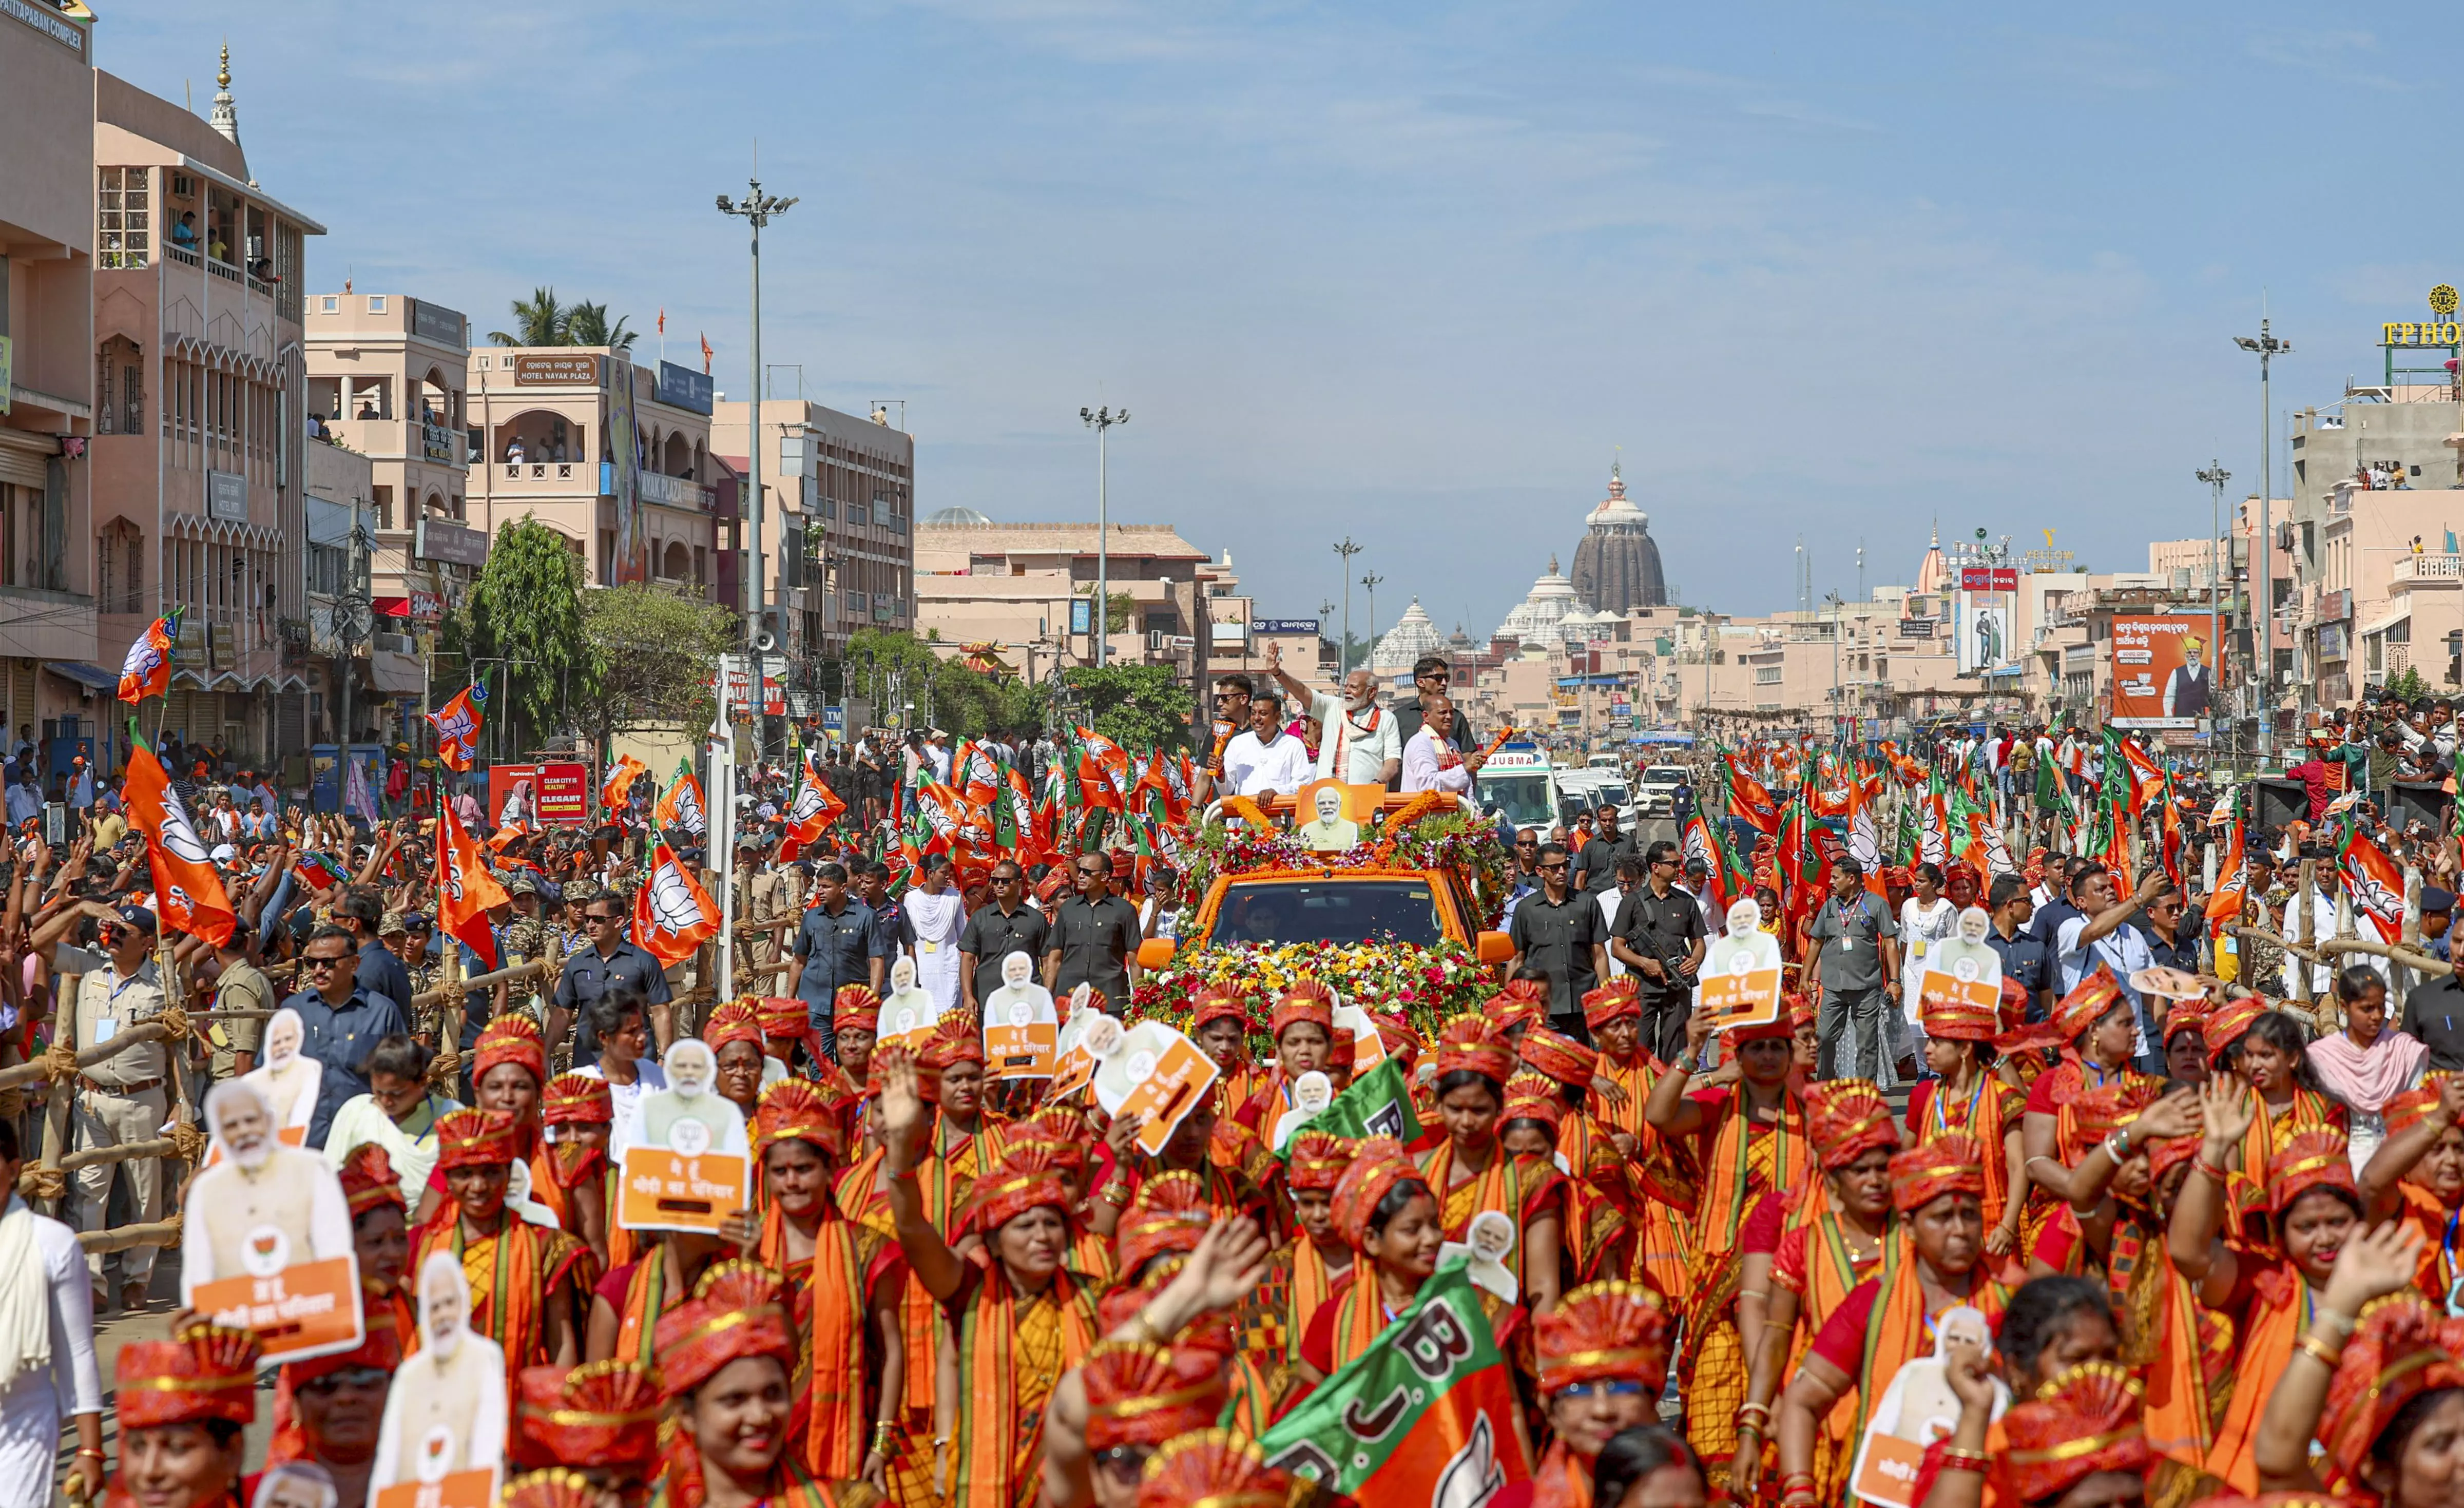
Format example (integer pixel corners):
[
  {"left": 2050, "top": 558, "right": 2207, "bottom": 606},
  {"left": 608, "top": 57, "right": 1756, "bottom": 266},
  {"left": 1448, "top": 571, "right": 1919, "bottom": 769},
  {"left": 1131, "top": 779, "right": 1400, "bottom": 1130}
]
[{"left": 98, "top": 168, "right": 149, "bottom": 269}]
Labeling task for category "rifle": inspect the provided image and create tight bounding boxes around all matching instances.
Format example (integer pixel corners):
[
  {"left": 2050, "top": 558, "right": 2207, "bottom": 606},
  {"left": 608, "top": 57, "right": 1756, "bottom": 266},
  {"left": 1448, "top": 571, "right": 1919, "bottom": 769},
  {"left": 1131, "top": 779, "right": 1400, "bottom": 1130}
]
[{"left": 1628, "top": 899, "right": 1700, "bottom": 993}]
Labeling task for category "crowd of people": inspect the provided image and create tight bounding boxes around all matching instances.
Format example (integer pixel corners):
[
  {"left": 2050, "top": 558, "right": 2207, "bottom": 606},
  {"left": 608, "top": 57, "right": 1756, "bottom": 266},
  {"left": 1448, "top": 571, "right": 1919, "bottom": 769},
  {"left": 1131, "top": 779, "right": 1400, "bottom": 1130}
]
[{"left": 17, "top": 680, "right": 2464, "bottom": 1508}]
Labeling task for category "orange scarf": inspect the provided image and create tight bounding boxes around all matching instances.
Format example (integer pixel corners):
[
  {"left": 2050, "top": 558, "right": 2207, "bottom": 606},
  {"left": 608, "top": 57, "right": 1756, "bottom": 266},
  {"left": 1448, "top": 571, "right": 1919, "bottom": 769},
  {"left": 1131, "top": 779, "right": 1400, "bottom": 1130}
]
[
  {"left": 603, "top": 1162, "right": 640, "bottom": 1272},
  {"left": 2128, "top": 1226, "right": 2221, "bottom": 1463},
  {"left": 1417, "top": 1141, "right": 1553, "bottom": 1288},
  {"left": 1695, "top": 1086, "right": 1805, "bottom": 1260},
  {"left": 2237, "top": 1089, "right": 2342, "bottom": 1201},
  {"left": 1329, "top": 1270, "right": 1403, "bottom": 1371},
  {"left": 612, "top": 1243, "right": 689, "bottom": 1365},
  {"left": 1286, "top": 1240, "right": 1344, "bottom": 1365},
  {"left": 1528, "top": 1440, "right": 1593, "bottom": 1508},
  {"left": 949, "top": 1260, "right": 1096, "bottom": 1508},
  {"left": 2400, "top": 1183, "right": 2463, "bottom": 1306},
  {"left": 1597, "top": 1053, "right": 1698, "bottom": 1300},
  {"left": 1846, "top": 1237, "right": 2009, "bottom": 1448},
  {"left": 408, "top": 1209, "right": 582, "bottom": 1384},
  {"left": 759, "top": 1203, "right": 872, "bottom": 1480},
  {"left": 1916, "top": 1074, "right": 2020, "bottom": 1229},
  {"left": 836, "top": 1148, "right": 940, "bottom": 1417},
  {"left": 2203, "top": 1263, "right": 2305, "bottom": 1493}
]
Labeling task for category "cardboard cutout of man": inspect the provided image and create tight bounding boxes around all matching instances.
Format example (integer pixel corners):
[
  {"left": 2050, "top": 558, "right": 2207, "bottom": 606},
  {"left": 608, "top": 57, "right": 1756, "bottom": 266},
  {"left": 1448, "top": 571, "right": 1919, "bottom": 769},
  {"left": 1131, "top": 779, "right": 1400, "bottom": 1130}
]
[
  {"left": 182, "top": 1078, "right": 354, "bottom": 1292},
  {"left": 371, "top": 1250, "right": 507, "bottom": 1490},
  {"left": 241, "top": 1006, "right": 320, "bottom": 1138},
  {"left": 627, "top": 1039, "right": 749, "bottom": 1158}
]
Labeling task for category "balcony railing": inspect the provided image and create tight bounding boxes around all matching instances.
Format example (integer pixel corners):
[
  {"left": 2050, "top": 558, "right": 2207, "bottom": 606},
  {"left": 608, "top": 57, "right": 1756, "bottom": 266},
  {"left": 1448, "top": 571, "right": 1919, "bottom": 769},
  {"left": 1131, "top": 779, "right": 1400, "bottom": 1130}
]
[
  {"left": 2392, "top": 552, "right": 2464, "bottom": 584},
  {"left": 166, "top": 243, "right": 200, "bottom": 268},
  {"left": 496, "top": 461, "right": 587, "bottom": 489}
]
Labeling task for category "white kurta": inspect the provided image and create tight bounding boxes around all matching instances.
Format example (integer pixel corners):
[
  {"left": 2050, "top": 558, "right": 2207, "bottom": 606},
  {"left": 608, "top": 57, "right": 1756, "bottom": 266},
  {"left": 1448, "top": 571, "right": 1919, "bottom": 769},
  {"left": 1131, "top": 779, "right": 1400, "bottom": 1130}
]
[
  {"left": 0, "top": 1209, "right": 101, "bottom": 1508},
  {"left": 903, "top": 889, "right": 968, "bottom": 1012}
]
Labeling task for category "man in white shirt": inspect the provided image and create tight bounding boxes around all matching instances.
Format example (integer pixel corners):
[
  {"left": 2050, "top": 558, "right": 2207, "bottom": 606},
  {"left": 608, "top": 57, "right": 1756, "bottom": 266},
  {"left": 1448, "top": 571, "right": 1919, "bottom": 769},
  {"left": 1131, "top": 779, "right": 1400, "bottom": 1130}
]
[
  {"left": 1401, "top": 695, "right": 1478, "bottom": 795},
  {"left": 2055, "top": 867, "right": 2164, "bottom": 1070},
  {"left": 1220, "top": 693, "right": 1312, "bottom": 801},
  {"left": 1265, "top": 644, "right": 1399, "bottom": 787}
]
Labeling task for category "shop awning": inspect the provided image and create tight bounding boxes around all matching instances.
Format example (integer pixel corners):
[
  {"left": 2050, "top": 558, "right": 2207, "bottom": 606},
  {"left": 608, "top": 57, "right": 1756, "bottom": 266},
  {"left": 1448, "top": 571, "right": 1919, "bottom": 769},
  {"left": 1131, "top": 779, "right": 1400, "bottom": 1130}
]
[{"left": 43, "top": 662, "right": 118, "bottom": 692}]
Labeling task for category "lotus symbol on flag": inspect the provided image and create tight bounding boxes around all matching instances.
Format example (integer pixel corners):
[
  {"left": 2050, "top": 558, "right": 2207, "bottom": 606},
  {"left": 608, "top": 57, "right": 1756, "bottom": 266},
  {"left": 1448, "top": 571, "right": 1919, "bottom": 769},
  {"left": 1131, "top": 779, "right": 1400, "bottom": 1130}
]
[
  {"left": 789, "top": 782, "right": 825, "bottom": 825},
  {"left": 157, "top": 787, "right": 213, "bottom": 864},
  {"left": 1432, "top": 1414, "right": 1505, "bottom": 1508},
  {"left": 649, "top": 860, "right": 702, "bottom": 933},
  {"left": 241, "top": 1224, "right": 291, "bottom": 1279},
  {"left": 676, "top": 782, "right": 705, "bottom": 834}
]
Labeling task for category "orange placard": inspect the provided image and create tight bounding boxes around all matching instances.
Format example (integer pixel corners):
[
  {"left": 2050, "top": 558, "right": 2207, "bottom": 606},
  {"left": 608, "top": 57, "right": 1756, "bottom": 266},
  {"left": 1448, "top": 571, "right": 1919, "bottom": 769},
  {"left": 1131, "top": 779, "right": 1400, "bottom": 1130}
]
[
  {"left": 1116, "top": 1036, "right": 1222, "bottom": 1156},
  {"left": 1048, "top": 1043, "right": 1098, "bottom": 1103},
  {"left": 375, "top": 1469, "right": 500, "bottom": 1508},
  {"left": 1702, "top": 967, "right": 1783, "bottom": 1032},
  {"left": 189, "top": 1254, "right": 363, "bottom": 1365},
  {"left": 1917, "top": 970, "right": 1999, "bottom": 1015},
  {"left": 1850, "top": 1431, "right": 1927, "bottom": 1508},
  {"left": 615, "top": 1147, "right": 748, "bottom": 1233},
  {"left": 985, "top": 1019, "right": 1057, "bottom": 1079}
]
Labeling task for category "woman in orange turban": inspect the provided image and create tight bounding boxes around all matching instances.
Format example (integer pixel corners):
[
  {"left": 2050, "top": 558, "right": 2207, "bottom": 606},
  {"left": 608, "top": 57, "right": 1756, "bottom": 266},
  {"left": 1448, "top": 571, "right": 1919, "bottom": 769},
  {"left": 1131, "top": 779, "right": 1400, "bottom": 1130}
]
[
  {"left": 1416, "top": 1016, "right": 1566, "bottom": 1314},
  {"left": 653, "top": 1264, "right": 879, "bottom": 1507},
  {"left": 706, "top": 999, "right": 771, "bottom": 1119},
  {"left": 1296, "top": 1137, "right": 1461, "bottom": 1382},
  {"left": 1530, "top": 1283, "right": 1673, "bottom": 1508},
  {"left": 107, "top": 1324, "right": 259, "bottom": 1508},
  {"left": 2251, "top": 1278, "right": 2464, "bottom": 1507},
  {"left": 2359, "top": 1077, "right": 2464, "bottom": 1303},
  {"left": 1234, "top": 981, "right": 1340, "bottom": 1150},
  {"left": 2172, "top": 1075, "right": 2376, "bottom": 1495}
]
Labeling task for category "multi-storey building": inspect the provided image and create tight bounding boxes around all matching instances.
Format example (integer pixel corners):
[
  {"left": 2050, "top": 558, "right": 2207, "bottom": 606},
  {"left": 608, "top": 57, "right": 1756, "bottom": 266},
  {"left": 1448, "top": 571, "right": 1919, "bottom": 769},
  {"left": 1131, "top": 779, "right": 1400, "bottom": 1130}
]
[
  {"left": 87, "top": 47, "right": 324, "bottom": 761},
  {"left": 0, "top": 0, "right": 101, "bottom": 781},
  {"left": 466, "top": 347, "right": 719, "bottom": 599}
]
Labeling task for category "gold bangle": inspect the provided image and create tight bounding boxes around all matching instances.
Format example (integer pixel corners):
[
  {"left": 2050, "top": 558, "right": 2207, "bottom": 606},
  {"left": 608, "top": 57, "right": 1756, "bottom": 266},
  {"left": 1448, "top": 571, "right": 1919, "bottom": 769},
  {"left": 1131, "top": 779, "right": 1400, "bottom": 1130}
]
[
  {"left": 1939, "top": 1447, "right": 1990, "bottom": 1473},
  {"left": 2297, "top": 1333, "right": 2346, "bottom": 1368},
  {"left": 1738, "top": 1288, "right": 1770, "bottom": 1304}
]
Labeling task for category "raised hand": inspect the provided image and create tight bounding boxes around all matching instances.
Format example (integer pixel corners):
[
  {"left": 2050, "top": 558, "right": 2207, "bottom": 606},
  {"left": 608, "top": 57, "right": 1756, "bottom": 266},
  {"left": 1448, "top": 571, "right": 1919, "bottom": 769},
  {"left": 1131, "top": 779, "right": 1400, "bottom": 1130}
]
[
  {"left": 2130, "top": 1087, "right": 2204, "bottom": 1145},
  {"left": 877, "top": 1048, "right": 926, "bottom": 1158},
  {"left": 2322, "top": 1220, "right": 2426, "bottom": 1319},
  {"left": 2198, "top": 1074, "right": 2255, "bottom": 1155}
]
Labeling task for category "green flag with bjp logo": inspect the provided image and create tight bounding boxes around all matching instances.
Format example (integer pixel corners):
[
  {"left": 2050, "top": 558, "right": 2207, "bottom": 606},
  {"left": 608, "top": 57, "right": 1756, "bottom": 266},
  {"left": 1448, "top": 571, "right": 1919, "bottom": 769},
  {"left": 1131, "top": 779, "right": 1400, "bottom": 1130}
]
[
  {"left": 1257, "top": 1261, "right": 1530, "bottom": 1504},
  {"left": 1269, "top": 1055, "right": 1421, "bottom": 1159}
]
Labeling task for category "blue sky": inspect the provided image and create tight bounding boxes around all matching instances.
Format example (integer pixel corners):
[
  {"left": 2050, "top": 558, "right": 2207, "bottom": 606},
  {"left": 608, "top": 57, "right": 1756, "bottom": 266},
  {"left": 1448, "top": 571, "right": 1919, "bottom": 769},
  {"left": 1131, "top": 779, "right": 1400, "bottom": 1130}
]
[{"left": 92, "top": 2, "right": 2460, "bottom": 636}]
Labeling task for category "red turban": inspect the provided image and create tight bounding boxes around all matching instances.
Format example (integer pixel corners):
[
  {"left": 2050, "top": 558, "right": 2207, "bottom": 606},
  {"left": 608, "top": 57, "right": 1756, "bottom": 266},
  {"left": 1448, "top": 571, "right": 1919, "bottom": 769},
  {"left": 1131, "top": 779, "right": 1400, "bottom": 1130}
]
[
  {"left": 1801, "top": 1078, "right": 1901, "bottom": 1171},
  {"left": 116, "top": 1323, "right": 259, "bottom": 1430},
  {"left": 474, "top": 1013, "right": 546, "bottom": 1088},
  {"left": 1889, "top": 1135, "right": 1986, "bottom": 1214},
  {"left": 1533, "top": 1281, "right": 1672, "bottom": 1397}
]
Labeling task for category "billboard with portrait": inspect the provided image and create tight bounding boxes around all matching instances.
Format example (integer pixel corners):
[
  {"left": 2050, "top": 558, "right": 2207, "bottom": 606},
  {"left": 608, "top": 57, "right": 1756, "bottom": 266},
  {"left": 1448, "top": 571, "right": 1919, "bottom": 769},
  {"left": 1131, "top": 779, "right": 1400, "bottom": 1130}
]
[{"left": 2109, "top": 614, "right": 2214, "bottom": 729}]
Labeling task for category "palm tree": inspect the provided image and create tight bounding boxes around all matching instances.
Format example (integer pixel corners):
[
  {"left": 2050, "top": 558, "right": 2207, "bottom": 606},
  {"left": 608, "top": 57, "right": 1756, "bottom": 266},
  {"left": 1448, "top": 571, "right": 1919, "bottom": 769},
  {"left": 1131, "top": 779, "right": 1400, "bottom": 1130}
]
[
  {"left": 565, "top": 302, "right": 639, "bottom": 354},
  {"left": 488, "top": 287, "right": 567, "bottom": 347}
]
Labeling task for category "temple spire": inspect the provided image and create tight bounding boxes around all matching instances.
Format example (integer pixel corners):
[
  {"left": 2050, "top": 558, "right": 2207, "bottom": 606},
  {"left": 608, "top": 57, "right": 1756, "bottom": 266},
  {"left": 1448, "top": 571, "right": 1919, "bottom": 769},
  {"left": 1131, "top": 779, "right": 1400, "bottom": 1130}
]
[{"left": 209, "top": 41, "right": 242, "bottom": 150}]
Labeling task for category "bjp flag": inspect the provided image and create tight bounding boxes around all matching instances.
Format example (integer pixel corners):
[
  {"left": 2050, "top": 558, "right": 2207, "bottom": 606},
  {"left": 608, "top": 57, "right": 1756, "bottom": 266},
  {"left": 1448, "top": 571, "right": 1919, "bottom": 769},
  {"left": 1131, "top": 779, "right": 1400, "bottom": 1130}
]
[
  {"left": 601, "top": 753, "right": 649, "bottom": 814},
  {"left": 777, "top": 752, "right": 846, "bottom": 861},
  {"left": 634, "top": 838, "right": 721, "bottom": 965},
  {"left": 123, "top": 737, "right": 236, "bottom": 946},
  {"left": 436, "top": 798, "right": 510, "bottom": 971},
  {"left": 654, "top": 760, "right": 707, "bottom": 839},
  {"left": 118, "top": 610, "right": 180, "bottom": 704},
  {"left": 426, "top": 683, "right": 486, "bottom": 771}
]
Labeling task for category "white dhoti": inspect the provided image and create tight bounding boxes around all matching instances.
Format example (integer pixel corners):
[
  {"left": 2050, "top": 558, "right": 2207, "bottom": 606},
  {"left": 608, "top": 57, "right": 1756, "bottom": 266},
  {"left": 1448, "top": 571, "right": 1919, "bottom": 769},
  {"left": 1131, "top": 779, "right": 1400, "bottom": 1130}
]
[{"left": 903, "top": 890, "right": 967, "bottom": 1013}]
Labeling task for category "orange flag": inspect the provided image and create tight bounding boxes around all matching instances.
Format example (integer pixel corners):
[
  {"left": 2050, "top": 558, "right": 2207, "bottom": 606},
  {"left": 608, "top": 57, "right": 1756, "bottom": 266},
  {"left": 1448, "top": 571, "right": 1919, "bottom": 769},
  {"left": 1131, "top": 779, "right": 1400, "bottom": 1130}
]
[
  {"left": 634, "top": 837, "right": 720, "bottom": 964},
  {"left": 653, "top": 761, "right": 707, "bottom": 839},
  {"left": 777, "top": 751, "right": 846, "bottom": 862},
  {"left": 602, "top": 754, "right": 649, "bottom": 814},
  {"left": 118, "top": 611, "right": 179, "bottom": 704},
  {"left": 436, "top": 797, "right": 510, "bottom": 971},
  {"left": 124, "top": 737, "right": 236, "bottom": 946}
]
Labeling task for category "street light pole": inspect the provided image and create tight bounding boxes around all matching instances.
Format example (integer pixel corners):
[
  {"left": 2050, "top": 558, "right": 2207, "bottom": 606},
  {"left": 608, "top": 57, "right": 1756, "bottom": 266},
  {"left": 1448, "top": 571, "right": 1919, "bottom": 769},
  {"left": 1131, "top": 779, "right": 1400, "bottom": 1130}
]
[
  {"left": 2235, "top": 317, "right": 2290, "bottom": 760},
  {"left": 718, "top": 176, "right": 796, "bottom": 758},
  {"left": 1080, "top": 407, "right": 1128, "bottom": 667},
  {"left": 1361, "top": 571, "right": 1383, "bottom": 676},
  {"left": 2197, "top": 459, "right": 2230, "bottom": 749},
  {"left": 1333, "top": 538, "right": 1362, "bottom": 676}
]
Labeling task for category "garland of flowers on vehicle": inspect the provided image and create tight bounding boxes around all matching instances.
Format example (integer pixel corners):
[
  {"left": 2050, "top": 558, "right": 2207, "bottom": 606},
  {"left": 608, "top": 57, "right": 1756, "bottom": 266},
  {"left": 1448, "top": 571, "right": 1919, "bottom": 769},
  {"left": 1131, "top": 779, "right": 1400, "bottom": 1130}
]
[
  {"left": 1169, "top": 806, "right": 1512, "bottom": 927},
  {"left": 1127, "top": 937, "right": 1500, "bottom": 1047}
]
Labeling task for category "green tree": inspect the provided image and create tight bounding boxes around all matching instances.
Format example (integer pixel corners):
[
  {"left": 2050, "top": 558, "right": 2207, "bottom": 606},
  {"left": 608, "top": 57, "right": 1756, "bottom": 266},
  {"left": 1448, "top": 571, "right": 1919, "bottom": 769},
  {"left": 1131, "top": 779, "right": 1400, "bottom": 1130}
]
[
  {"left": 488, "top": 287, "right": 567, "bottom": 347},
  {"left": 565, "top": 301, "right": 639, "bottom": 354},
  {"left": 1060, "top": 664, "right": 1196, "bottom": 750},
  {"left": 2385, "top": 665, "right": 2431, "bottom": 703},
  {"left": 839, "top": 629, "right": 1048, "bottom": 741},
  {"left": 443, "top": 516, "right": 596, "bottom": 752},
  {"left": 575, "top": 584, "right": 736, "bottom": 755}
]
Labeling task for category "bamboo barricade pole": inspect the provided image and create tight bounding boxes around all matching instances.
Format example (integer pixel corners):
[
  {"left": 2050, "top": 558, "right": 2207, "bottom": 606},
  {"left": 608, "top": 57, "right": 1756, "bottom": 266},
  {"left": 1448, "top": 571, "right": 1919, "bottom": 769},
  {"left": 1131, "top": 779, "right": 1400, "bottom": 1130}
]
[{"left": 2291, "top": 860, "right": 2316, "bottom": 1007}]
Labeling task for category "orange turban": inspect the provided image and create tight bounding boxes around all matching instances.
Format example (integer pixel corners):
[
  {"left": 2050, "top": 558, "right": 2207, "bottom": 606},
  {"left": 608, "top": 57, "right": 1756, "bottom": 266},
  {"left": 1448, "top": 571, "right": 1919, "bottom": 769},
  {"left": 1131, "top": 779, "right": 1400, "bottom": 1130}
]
[
  {"left": 474, "top": 1014, "right": 546, "bottom": 1088},
  {"left": 434, "top": 1108, "right": 523, "bottom": 1171},
  {"left": 513, "top": 1361, "right": 665, "bottom": 1473},
  {"left": 1284, "top": 1130, "right": 1358, "bottom": 1193},
  {"left": 2321, "top": 1298, "right": 2464, "bottom": 1488},
  {"left": 1518, "top": 1025, "right": 1598, "bottom": 1090},
  {"left": 1190, "top": 985, "right": 1253, "bottom": 1032},
  {"left": 654, "top": 1263, "right": 795, "bottom": 1401},
  {"left": 754, "top": 1078, "right": 842, "bottom": 1160},
  {"left": 542, "top": 1072, "right": 613, "bottom": 1127},
  {"left": 1269, "top": 981, "right": 1336, "bottom": 1041},
  {"left": 959, "top": 1143, "right": 1077, "bottom": 1239},
  {"left": 1079, "top": 1344, "right": 1228, "bottom": 1453},
  {"left": 500, "top": 1471, "right": 598, "bottom": 1508},
  {"left": 2162, "top": 998, "right": 2210, "bottom": 1049},
  {"left": 1802, "top": 1078, "right": 1900, "bottom": 1171},
  {"left": 1889, "top": 1135, "right": 1986, "bottom": 1214},
  {"left": 923, "top": 1014, "right": 985, "bottom": 1070},
  {"left": 1434, "top": 1015, "right": 1517, "bottom": 1087},
  {"left": 1582, "top": 977, "right": 1642, "bottom": 1029},
  {"left": 116, "top": 1323, "right": 259, "bottom": 1430},
  {"left": 833, "top": 984, "right": 880, "bottom": 1034},
  {"left": 1328, "top": 1137, "right": 1423, "bottom": 1252},
  {"left": 1114, "top": 1171, "right": 1211, "bottom": 1281},
  {"left": 1503, "top": 1072, "right": 1564, "bottom": 1132},
  {"left": 1490, "top": 977, "right": 1550, "bottom": 1034},
  {"left": 1997, "top": 1362, "right": 2152, "bottom": 1505},
  {"left": 336, "top": 1143, "right": 406, "bottom": 1218},
  {"left": 1133, "top": 1431, "right": 1295, "bottom": 1508},
  {"left": 1920, "top": 982, "right": 1999, "bottom": 1043},
  {"left": 2013, "top": 964, "right": 2126, "bottom": 1056},
  {"left": 1373, "top": 1015, "right": 1420, "bottom": 1068},
  {"left": 2268, "top": 1129, "right": 2358, "bottom": 1217},
  {"left": 2065, "top": 1075, "right": 2166, "bottom": 1158},
  {"left": 2205, "top": 996, "right": 2269, "bottom": 1065},
  {"left": 755, "top": 996, "right": 810, "bottom": 1039},
  {"left": 1534, "top": 1281, "right": 1672, "bottom": 1396},
  {"left": 704, "top": 1000, "right": 764, "bottom": 1054}
]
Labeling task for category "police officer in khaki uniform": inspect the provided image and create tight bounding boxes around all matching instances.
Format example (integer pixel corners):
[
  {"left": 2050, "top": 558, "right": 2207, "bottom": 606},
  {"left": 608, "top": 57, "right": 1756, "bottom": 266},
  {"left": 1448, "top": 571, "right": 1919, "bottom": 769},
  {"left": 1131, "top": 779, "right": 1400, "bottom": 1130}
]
[
  {"left": 73, "top": 904, "right": 169, "bottom": 1311},
  {"left": 745, "top": 832, "right": 802, "bottom": 976}
]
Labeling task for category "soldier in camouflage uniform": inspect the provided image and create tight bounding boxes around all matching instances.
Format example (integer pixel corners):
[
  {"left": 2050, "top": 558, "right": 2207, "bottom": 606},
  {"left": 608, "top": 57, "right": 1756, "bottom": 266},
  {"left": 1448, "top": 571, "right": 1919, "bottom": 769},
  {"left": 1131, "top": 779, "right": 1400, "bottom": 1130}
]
[{"left": 399, "top": 912, "right": 447, "bottom": 1048}]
